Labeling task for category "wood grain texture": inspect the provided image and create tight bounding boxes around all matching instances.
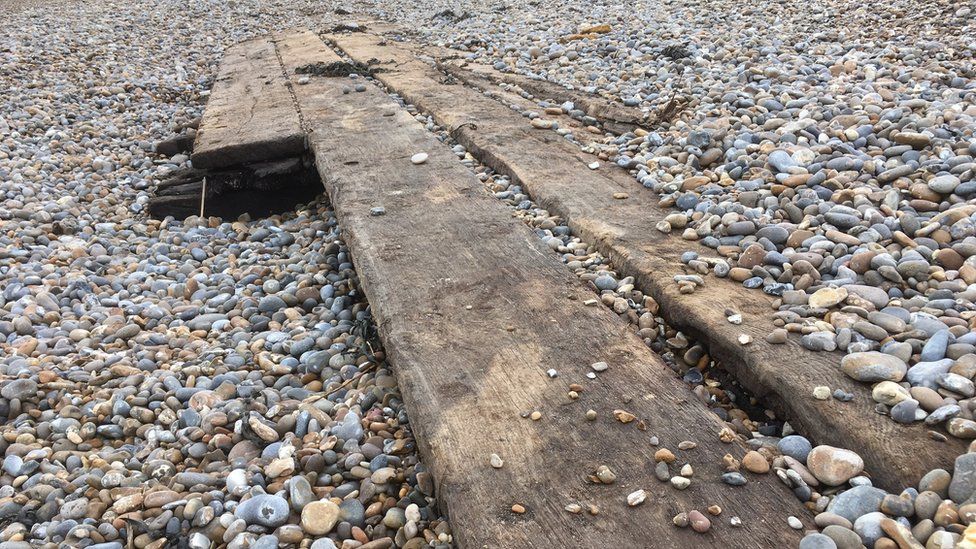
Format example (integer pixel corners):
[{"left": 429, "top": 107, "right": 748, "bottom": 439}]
[
  {"left": 278, "top": 29, "right": 805, "bottom": 549},
  {"left": 191, "top": 38, "right": 306, "bottom": 169},
  {"left": 435, "top": 58, "right": 649, "bottom": 135},
  {"left": 357, "top": 22, "right": 651, "bottom": 134},
  {"left": 327, "top": 29, "right": 966, "bottom": 492}
]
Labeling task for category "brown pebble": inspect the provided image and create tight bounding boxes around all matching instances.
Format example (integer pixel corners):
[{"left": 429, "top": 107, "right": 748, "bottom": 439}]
[
  {"left": 654, "top": 448, "right": 676, "bottom": 463},
  {"left": 707, "top": 505, "right": 722, "bottom": 516},
  {"left": 613, "top": 409, "right": 637, "bottom": 423},
  {"left": 742, "top": 451, "right": 770, "bottom": 474},
  {"left": 511, "top": 504, "right": 526, "bottom": 514},
  {"left": 873, "top": 538, "right": 897, "bottom": 549},
  {"left": 722, "top": 453, "right": 741, "bottom": 472}
]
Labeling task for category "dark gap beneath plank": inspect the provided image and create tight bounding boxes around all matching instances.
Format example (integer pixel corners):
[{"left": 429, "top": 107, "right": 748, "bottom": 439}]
[{"left": 148, "top": 157, "right": 324, "bottom": 220}]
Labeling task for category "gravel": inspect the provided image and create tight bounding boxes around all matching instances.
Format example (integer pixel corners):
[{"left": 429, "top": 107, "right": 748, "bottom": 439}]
[
  {"left": 0, "top": 0, "right": 450, "bottom": 547},
  {"left": 3, "top": 0, "right": 976, "bottom": 546}
]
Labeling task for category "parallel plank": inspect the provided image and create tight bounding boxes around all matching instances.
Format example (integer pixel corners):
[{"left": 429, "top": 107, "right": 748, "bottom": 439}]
[
  {"left": 356, "top": 22, "right": 651, "bottom": 133},
  {"left": 191, "top": 38, "right": 306, "bottom": 169},
  {"left": 277, "top": 29, "right": 805, "bottom": 548},
  {"left": 326, "top": 29, "right": 967, "bottom": 492},
  {"left": 435, "top": 58, "right": 650, "bottom": 134}
]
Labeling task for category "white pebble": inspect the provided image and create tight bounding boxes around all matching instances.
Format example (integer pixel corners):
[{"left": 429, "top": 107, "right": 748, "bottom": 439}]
[{"left": 626, "top": 489, "right": 647, "bottom": 506}]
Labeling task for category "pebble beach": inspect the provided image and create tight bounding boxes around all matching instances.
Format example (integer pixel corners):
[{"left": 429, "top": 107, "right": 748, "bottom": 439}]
[
  {"left": 0, "top": 1, "right": 449, "bottom": 548},
  {"left": 2, "top": 0, "right": 976, "bottom": 547}
]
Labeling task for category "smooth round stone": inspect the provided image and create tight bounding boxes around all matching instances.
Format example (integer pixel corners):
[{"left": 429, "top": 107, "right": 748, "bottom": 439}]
[
  {"left": 937, "top": 373, "right": 974, "bottom": 397},
  {"left": 809, "top": 287, "right": 848, "bottom": 308},
  {"left": 852, "top": 512, "right": 887, "bottom": 547},
  {"left": 799, "top": 533, "right": 837, "bottom": 549},
  {"left": 383, "top": 507, "right": 406, "bottom": 529},
  {"left": 919, "top": 469, "right": 951, "bottom": 497},
  {"left": 827, "top": 485, "right": 887, "bottom": 522},
  {"left": 949, "top": 453, "right": 976, "bottom": 503},
  {"left": 821, "top": 524, "right": 862, "bottom": 549},
  {"left": 257, "top": 295, "right": 287, "bottom": 313},
  {"left": 910, "top": 386, "right": 944, "bottom": 412},
  {"left": 234, "top": 494, "right": 289, "bottom": 528},
  {"left": 920, "top": 330, "right": 951, "bottom": 361},
  {"left": 914, "top": 491, "right": 942, "bottom": 520},
  {"left": 593, "top": 274, "right": 617, "bottom": 291},
  {"left": 742, "top": 451, "right": 769, "bottom": 474},
  {"left": 687, "top": 510, "right": 711, "bottom": 533},
  {"left": 338, "top": 498, "right": 365, "bottom": 527},
  {"left": 889, "top": 399, "right": 919, "bottom": 423},
  {"left": 226, "top": 469, "right": 248, "bottom": 495},
  {"left": 948, "top": 418, "right": 976, "bottom": 439},
  {"left": 814, "top": 513, "right": 852, "bottom": 529},
  {"left": 840, "top": 352, "right": 907, "bottom": 382},
  {"left": 2, "top": 455, "right": 23, "bottom": 476},
  {"left": 928, "top": 175, "right": 960, "bottom": 194},
  {"left": 906, "top": 359, "right": 954, "bottom": 389},
  {"left": 301, "top": 500, "right": 340, "bottom": 535},
  {"left": 872, "top": 381, "right": 910, "bottom": 406},
  {"left": 289, "top": 476, "right": 314, "bottom": 512},
  {"left": 0, "top": 378, "right": 37, "bottom": 400},
  {"left": 801, "top": 332, "right": 837, "bottom": 352},
  {"left": 410, "top": 152, "right": 428, "bottom": 165},
  {"left": 806, "top": 446, "right": 864, "bottom": 486},
  {"left": 655, "top": 461, "right": 670, "bottom": 481},
  {"left": 778, "top": 435, "right": 813, "bottom": 462},
  {"left": 721, "top": 472, "right": 747, "bottom": 486}
]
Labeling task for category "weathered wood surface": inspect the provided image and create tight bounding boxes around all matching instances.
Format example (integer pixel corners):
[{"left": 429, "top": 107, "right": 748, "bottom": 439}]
[
  {"left": 326, "top": 29, "right": 966, "bottom": 492},
  {"left": 354, "top": 22, "right": 651, "bottom": 133},
  {"left": 191, "top": 38, "right": 306, "bottom": 169},
  {"left": 435, "top": 58, "right": 650, "bottom": 134},
  {"left": 278, "top": 29, "right": 805, "bottom": 548}
]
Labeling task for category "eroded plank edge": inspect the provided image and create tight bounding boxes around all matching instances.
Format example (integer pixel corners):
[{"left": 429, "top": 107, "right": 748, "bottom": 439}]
[
  {"left": 277, "top": 28, "right": 805, "bottom": 549},
  {"left": 326, "top": 29, "right": 966, "bottom": 492},
  {"left": 191, "top": 37, "right": 306, "bottom": 169}
]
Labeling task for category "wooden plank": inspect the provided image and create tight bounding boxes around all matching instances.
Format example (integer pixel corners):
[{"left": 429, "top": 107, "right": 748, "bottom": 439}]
[
  {"left": 191, "top": 38, "right": 306, "bottom": 169},
  {"left": 326, "top": 29, "right": 967, "bottom": 492},
  {"left": 357, "top": 21, "right": 653, "bottom": 134},
  {"left": 277, "top": 29, "right": 806, "bottom": 549},
  {"left": 435, "top": 58, "right": 650, "bottom": 134}
]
